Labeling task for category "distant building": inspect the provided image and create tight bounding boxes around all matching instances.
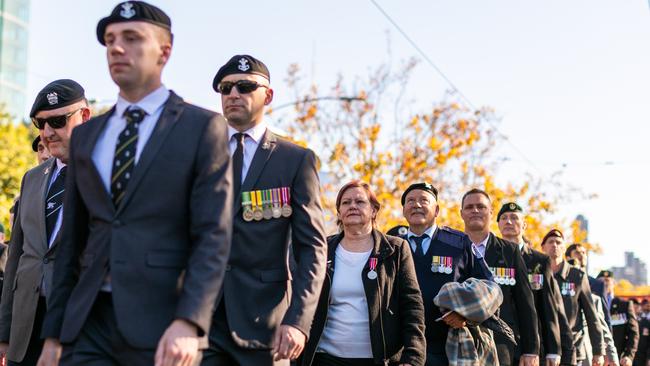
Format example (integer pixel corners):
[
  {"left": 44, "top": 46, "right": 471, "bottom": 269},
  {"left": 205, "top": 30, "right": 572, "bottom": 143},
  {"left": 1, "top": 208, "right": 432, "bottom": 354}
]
[
  {"left": 611, "top": 252, "right": 648, "bottom": 286},
  {"left": 0, "top": 0, "right": 30, "bottom": 119}
]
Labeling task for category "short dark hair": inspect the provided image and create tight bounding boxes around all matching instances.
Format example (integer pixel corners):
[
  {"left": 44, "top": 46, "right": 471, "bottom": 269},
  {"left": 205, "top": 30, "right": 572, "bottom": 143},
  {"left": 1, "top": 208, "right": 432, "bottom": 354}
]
[
  {"left": 461, "top": 188, "right": 491, "bottom": 208},
  {"left": 335, "top": 180, "right": 381, "bottom": 229},
  {"left": 565, "top": 243, "right": 583, "bottom": 258}
]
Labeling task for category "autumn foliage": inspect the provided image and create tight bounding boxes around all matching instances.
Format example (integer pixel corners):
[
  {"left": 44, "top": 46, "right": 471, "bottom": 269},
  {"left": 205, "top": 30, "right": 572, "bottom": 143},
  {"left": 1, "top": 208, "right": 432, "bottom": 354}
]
[{"left": 271, "top": 60, "right": 598, "bottom": 254}]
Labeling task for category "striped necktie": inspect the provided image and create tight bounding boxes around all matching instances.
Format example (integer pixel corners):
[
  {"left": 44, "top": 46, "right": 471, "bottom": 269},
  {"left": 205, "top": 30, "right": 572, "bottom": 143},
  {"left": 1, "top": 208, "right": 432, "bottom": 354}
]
[
  {"left": 111, "top": 106, "right": 146, "bottom": 206},
  {"left": 45, "top": 166, "right": 67, "bottom": 243}
]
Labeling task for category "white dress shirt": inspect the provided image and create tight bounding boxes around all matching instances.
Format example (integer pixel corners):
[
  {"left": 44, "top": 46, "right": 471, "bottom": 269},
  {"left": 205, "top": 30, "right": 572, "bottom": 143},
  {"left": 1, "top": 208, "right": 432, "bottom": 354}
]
[
  {"left": 92, "top": 86, "right": 169, "bottom": 292},
  {"left": 46, "top": 159, "right": 66, "bottom": 247},
  {"left": 92, "top": 86, "right": 170, "bottom": 192},
  {"left": 318, "top": 245, "right": 373, "bottom": 358},
  {"left": 406, "top": 225, "right": 437, "bottom": 255},
  {"left": 471, "top": 234, "right": 490, "bottom": 258},
  {"left": 227, "top": 121, "right": 267, "bottom": 183}
]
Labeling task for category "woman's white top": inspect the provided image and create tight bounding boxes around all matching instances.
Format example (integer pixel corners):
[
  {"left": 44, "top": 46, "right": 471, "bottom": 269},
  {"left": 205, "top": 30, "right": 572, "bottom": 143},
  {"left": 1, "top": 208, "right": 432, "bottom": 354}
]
[{"left": 317, "top": 245, "right": 373, "bottom": 358}]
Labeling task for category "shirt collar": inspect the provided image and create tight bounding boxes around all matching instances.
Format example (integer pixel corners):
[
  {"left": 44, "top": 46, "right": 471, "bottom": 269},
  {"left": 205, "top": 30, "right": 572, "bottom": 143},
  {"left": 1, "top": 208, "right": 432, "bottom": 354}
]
[
  {"left": 55, "top": 159, "right": 66, "bottom": 170},
  {"left": 407, "top": 224, "right": 436, "bottom": 239},
  {"left": 115, "top": 85, "right": 170, "bottom": 118},
  {"left": 473, "top": 233, "right": 489, "bottom": 247},
  {"left": 227, "top": 121, "right": 267, "bottom": 144}
]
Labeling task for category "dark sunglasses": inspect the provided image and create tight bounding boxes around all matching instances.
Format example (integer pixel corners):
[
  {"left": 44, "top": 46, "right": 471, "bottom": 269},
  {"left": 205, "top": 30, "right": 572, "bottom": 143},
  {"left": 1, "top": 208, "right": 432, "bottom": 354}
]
[
  {"left": 32, "top": 108, "right": 83, "bottom": 130},
  {"left": 217, "top": 80, "right": 269, "bottom": 95}
]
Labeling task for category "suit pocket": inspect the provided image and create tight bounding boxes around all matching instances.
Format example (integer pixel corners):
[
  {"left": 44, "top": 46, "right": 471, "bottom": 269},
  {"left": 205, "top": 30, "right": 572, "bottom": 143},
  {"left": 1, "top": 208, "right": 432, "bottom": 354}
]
[
  {"left": 259, "top": 268, "right": 289, "bottom": 282},
  {"left": 146, "top": 251, "right": 187, "bottom": 268}
]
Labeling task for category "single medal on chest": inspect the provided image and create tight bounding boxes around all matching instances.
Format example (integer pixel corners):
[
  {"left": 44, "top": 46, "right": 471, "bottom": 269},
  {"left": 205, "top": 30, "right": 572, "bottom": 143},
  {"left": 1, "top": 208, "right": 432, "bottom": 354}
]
[
  {"left": 367, "top": 257, "right": 378, "bottom": 280},
  {"left": 281, "top": 187, "right": 293, "bottom": 217},
  {"left": 262, "top": 189, "right": 273, "bottom": 220},
  {"left": 271, "top": 188, "right": 282, "bottom": 218},
  {"left": 242, "top": 191, "right": 254, "bottom": 222},
  {"left": 252, "top": 190, "right": 264, "bottom": 221}
]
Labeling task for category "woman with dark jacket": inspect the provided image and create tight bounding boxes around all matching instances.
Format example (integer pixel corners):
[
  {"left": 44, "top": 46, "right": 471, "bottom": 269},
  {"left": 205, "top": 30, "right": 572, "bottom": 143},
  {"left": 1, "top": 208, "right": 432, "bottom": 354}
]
[{"left": 298, "top": 180, "right": 425, "bottom": 366}]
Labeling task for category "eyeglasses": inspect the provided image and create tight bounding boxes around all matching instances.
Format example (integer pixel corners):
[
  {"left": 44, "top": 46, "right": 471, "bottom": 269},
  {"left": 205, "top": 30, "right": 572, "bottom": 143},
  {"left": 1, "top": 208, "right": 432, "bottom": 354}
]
[
  {"left": 32, "top": 108, "right": 83, "bottom": 130},
  {"left": 217, "top": 80, "right": 269, "bottom": 95}
]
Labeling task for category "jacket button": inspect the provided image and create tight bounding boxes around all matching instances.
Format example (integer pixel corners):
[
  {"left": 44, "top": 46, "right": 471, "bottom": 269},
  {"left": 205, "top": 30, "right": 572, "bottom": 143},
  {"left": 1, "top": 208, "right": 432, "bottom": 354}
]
[
  {"left": 225, "top": 265, "right": 231, "bottom": 271},
  {"left": 113, "top": 220, "right": 123, "bottom": 227},
  {"left": 43, "top": 258, "right": 49, "bottom": 264}
]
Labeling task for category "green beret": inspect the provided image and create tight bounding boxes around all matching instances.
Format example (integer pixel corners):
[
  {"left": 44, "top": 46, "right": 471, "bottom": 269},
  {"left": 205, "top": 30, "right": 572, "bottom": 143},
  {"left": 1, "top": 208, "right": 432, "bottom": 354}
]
[{"left": 496, "top": 202, "right": 523, "bottom": 222}]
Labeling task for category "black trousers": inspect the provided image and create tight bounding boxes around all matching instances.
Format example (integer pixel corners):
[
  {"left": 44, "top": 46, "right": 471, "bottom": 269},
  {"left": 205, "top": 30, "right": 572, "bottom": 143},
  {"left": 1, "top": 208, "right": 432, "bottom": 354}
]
[
  {"left": 8, "top": 296, "right": 47, "bottom": 366},
  {"left": 201, "top": 300, "right": 285, "bottom": 366},
  {"left": 311, "top": 353, "right": 375, "bottom": 366},
  {"left": 60, "top": 292, "right": 201, "bottom": 366}
]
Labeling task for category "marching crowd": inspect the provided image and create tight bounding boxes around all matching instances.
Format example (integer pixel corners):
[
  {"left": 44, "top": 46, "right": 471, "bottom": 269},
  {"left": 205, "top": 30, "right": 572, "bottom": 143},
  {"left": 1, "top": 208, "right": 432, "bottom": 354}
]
[{"left": 0, "top": 1, "right": 648, "bottom": 366}]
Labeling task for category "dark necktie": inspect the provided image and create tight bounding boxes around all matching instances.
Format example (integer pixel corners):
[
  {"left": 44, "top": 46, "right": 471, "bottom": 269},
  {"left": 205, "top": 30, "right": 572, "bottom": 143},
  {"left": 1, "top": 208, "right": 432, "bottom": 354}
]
[
  {"left": 232, "top": 133, "right": 246, "bottom": 196},
  {"left": 111, "top": 107, "right": 146, "bottom": 206},
  {"left": 411, "top": 234, "right": 428, "bottom": 257},
  {"left": 45, "top": 166, "right": 67, "bottom": 243}
]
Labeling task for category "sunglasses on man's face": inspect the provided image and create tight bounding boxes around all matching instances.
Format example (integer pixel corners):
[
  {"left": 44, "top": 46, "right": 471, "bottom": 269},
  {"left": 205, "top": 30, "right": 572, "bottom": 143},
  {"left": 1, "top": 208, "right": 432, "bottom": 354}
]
[
  {"left": 32, "top": 108, "right": 83, "bottom": 130},
  {"left": 217, "top": 80, "right": 269, "bottom": 95}
]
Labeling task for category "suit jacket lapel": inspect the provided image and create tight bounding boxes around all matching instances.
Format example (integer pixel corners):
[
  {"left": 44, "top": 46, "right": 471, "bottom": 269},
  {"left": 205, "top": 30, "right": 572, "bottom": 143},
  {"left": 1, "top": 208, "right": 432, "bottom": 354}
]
[
  {"left": 233, "top": 129, "right": 277, "bottom": 213},
  {"left": 38, "top": 159, "right": 57, "bottom": 249},
  {"left": 116, "top": 92, "right": 183, "bottom": 215},
  {"left": 484, "top": 233, "right": 499, "bottom": 266}
]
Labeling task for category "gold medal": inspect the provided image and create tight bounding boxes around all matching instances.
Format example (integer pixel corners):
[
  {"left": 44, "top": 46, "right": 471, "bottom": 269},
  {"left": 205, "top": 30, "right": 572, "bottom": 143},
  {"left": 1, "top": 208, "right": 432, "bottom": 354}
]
[
  {"left": 242, "top": 191, "right": 254, "bottom": 222},
  {"left": 253, "top": 190, "right": 264, "bottom": 221}
]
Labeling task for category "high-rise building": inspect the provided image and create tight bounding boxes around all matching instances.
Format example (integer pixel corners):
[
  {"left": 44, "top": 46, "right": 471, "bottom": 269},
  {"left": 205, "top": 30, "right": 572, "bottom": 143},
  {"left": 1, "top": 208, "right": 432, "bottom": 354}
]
[
  {"left": 611, "top": 252, "right": 648, "bottom": 286},
  {"left": 0, "top": 0, "right": 30, "bottom": 120}
]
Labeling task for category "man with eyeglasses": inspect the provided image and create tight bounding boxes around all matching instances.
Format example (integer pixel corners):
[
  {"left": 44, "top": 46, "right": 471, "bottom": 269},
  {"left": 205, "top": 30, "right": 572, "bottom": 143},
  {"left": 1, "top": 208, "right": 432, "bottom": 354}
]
[
  {"left": 394, "top": 182, "right": 492, "bottom": 365},
  {"left": 202, "top": 55, "right": 327, "bottom": 366},
  {"left": 460, "top": 188, "right": 540, "bottom": 366},
  {"left": 0, "top": 79, "right": 90, "bottom": 366},
  {"left": 37, "top": 2, "right": 233, "bottom": 366}
]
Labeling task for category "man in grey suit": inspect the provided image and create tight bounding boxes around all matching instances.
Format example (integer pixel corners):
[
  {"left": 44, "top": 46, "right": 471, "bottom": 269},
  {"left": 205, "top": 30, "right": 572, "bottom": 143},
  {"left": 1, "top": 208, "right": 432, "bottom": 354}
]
[
  {"left": 201, "top": 55, "right": 327, "bottom": 366},
  {"left": 0, "top": 79, "right": 91, "bottom": 366},
  {"left": 37, "top": 2, "right": 232, "bottom": 366}
]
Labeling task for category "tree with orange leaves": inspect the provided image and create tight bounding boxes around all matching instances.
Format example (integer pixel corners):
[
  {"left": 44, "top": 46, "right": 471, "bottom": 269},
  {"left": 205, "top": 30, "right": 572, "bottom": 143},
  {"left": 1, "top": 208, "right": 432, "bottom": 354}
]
[{"left": 269, "top": 58, "right": 597, "bottom": 255}]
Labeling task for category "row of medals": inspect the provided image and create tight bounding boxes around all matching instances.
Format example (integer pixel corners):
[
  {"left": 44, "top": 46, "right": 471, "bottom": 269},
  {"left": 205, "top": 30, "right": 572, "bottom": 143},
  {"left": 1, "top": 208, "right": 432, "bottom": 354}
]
[
  {"left": 560, "top": 282, "right": 576, "bottom": 296},
  {"left": 431, "top": 256, "right": 453, "bottom": 274},
  {"left": 491, "top": 267, "right": 517, "bottom": 286},
  {"left": 243, "top": 202, "right": 292, "bottom": 222}
]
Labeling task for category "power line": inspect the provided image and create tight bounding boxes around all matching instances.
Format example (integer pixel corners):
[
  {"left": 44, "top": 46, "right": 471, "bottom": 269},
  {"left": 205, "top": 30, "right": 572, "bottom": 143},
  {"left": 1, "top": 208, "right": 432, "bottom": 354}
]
[{"left": 368, "top": 0, "right": 544, "bottom": 175}]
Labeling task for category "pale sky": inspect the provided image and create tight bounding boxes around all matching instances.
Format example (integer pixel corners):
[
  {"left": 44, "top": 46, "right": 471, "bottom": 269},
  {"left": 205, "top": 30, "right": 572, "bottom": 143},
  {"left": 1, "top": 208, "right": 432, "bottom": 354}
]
[{"left": 25, "top": 0, "right": 650, "bottom": 279}]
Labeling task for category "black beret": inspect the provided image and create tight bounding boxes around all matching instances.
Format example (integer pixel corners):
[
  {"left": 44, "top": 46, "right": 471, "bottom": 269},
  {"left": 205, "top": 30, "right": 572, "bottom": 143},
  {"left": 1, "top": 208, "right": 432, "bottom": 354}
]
[
  {"left": 401, "top": 182, "right": 438, "bottom": 205},
  {"left": 32, "top": 136, "right": 41, "bottom": 152},
  {"left": 497, "top": 202, "right": 523, "bottom": 222},
  {"left": 97, "top": 1, "right": 171, "bottom": 45},
  {"left": 597, "top": 270, "right": 613, "bottom": 279},
  {"left": 386, "top": 225, "right": 409, "bottom": 237},
  {"left": 212, "top": 55, "right": 270, "bottom": 92},
  {"left": 30, "top": 79, "right": 85, "bottom": 118}
]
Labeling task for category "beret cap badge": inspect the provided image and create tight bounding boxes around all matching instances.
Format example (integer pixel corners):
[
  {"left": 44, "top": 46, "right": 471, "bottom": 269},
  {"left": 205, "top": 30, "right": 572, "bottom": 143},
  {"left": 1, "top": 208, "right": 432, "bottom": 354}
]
[
  {"left": 120, "top": 2, "right": 136, "bottom": 18},
  {"left": 46, "top": 92, "right": 58, "bottom": 105},
  {"left": 509, "top": 203, "right": 516, "bottom": 210},
  {"left": 238, "top": 58, "right": 250, "bottom": 72}
]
